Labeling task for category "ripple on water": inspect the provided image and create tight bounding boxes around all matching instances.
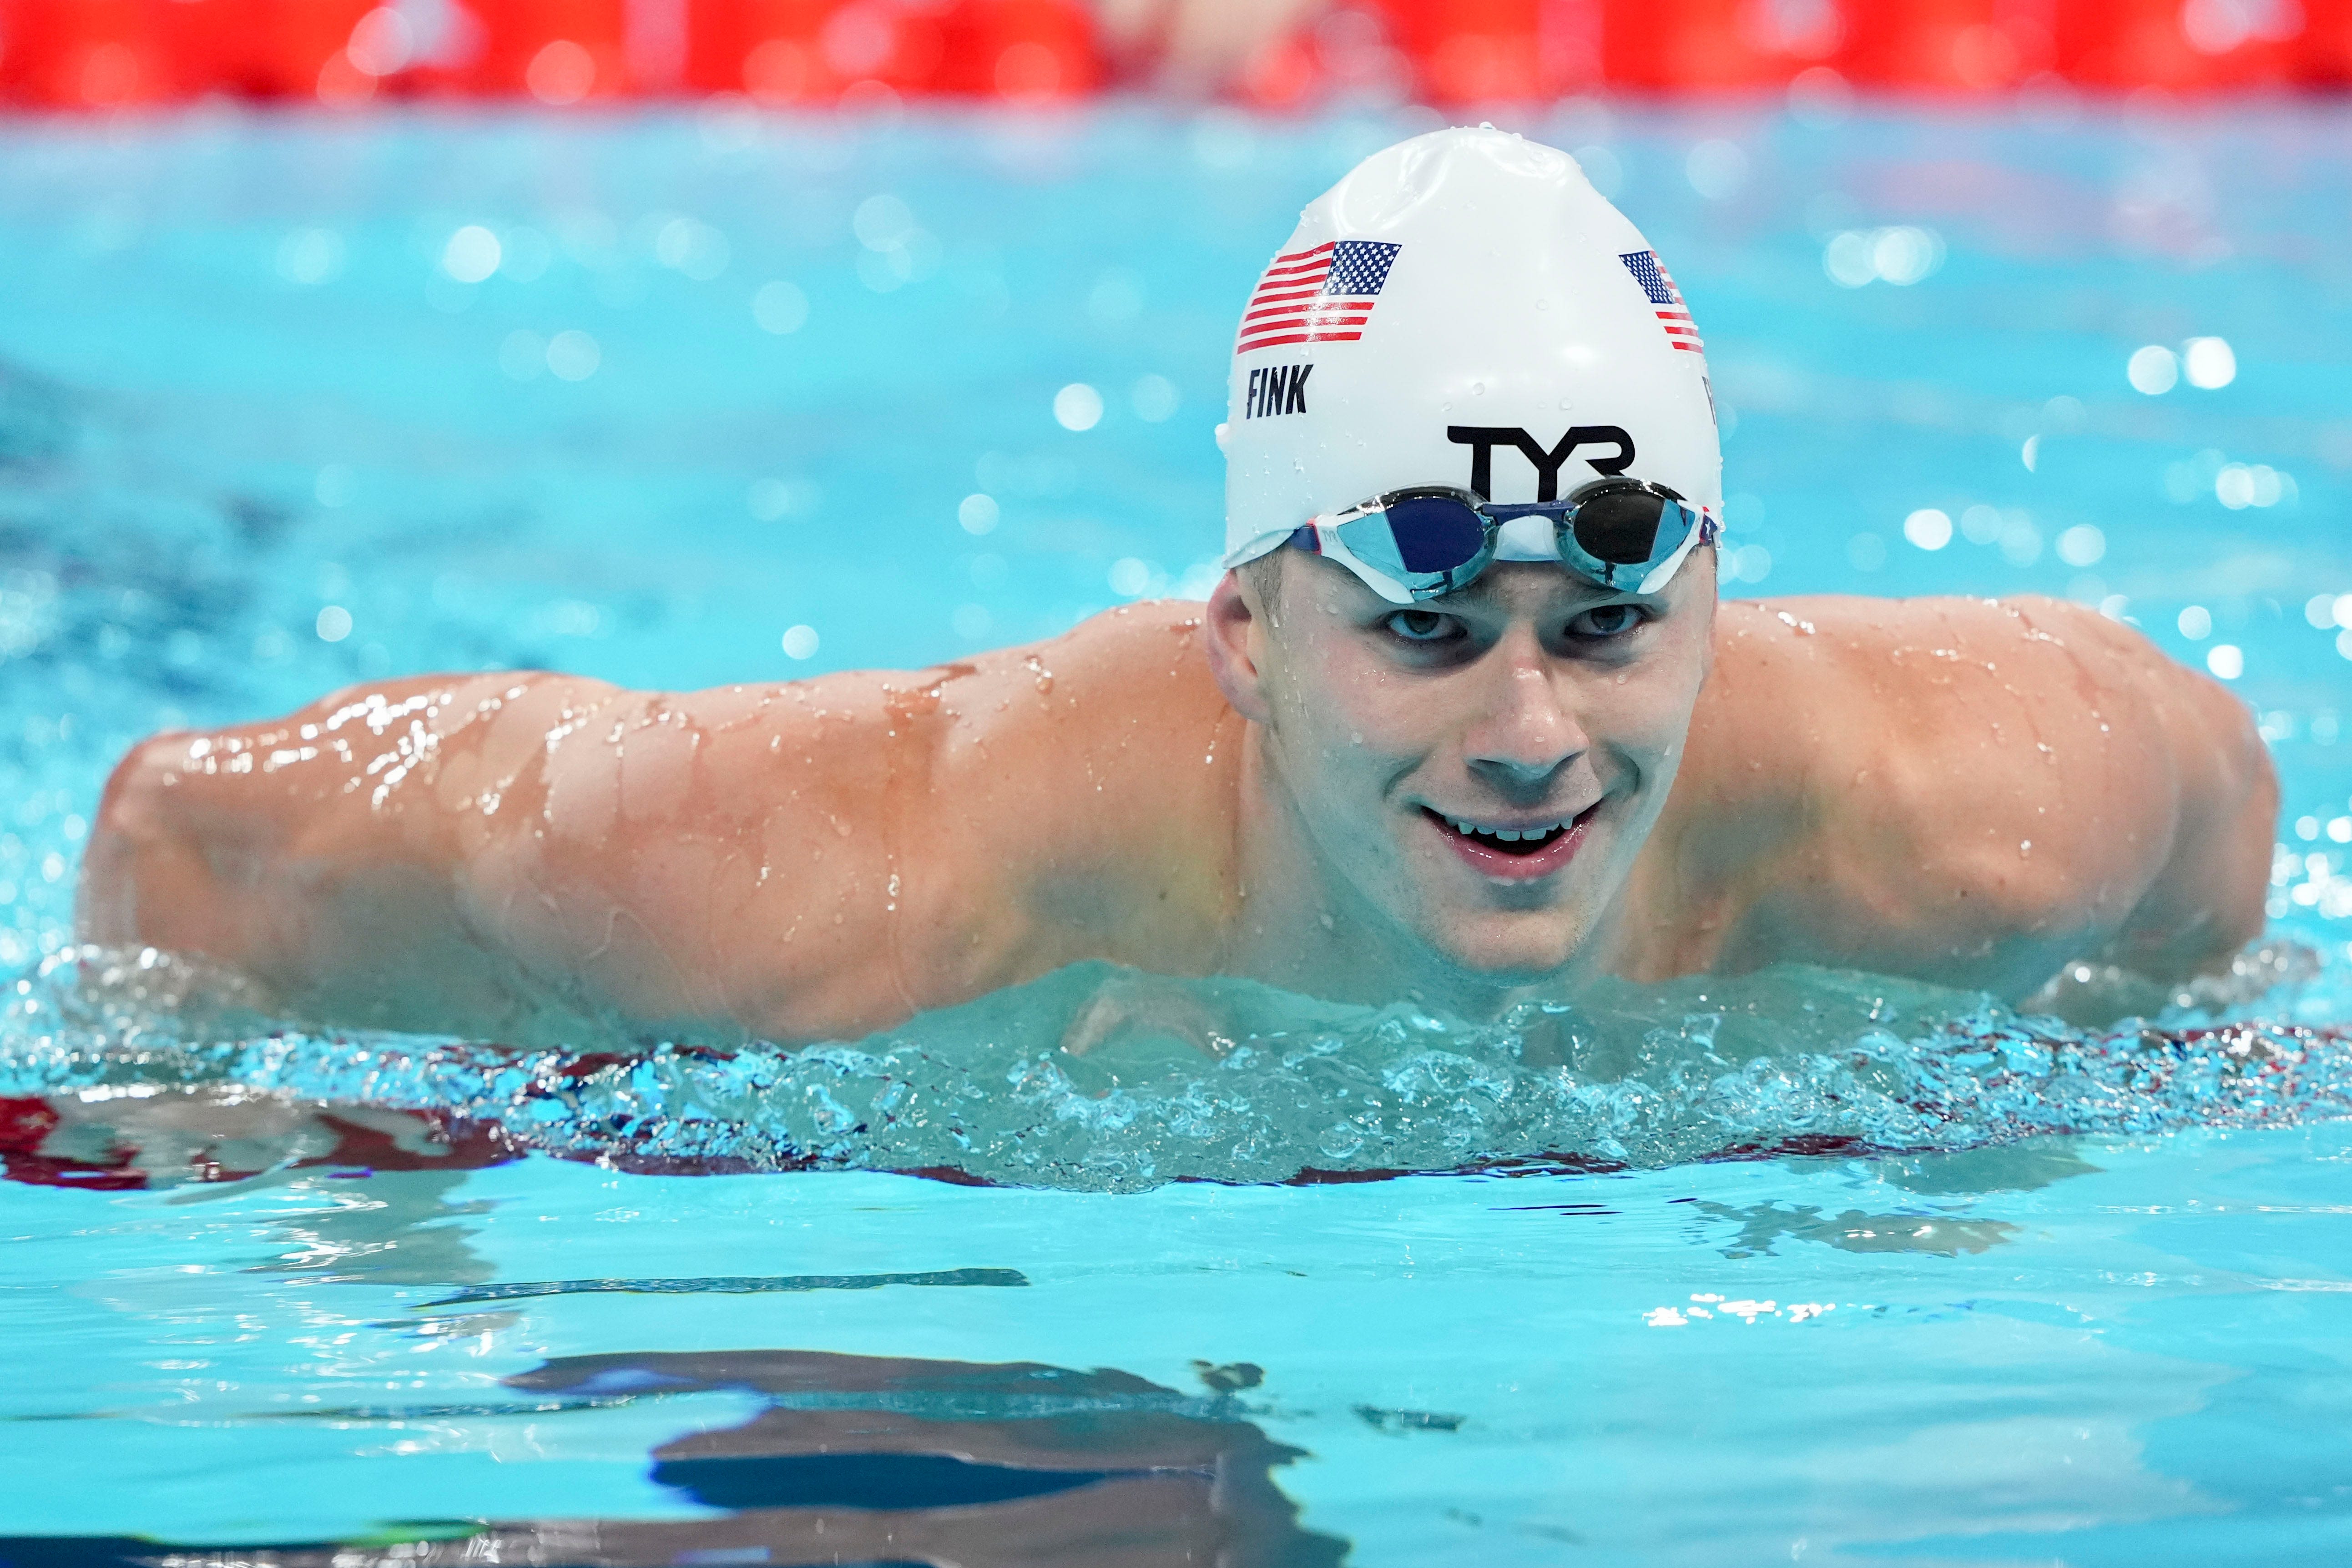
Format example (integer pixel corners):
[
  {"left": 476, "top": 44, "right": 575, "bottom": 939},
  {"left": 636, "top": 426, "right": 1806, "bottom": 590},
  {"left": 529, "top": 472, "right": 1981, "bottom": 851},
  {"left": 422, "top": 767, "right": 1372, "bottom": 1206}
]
[{"left": 4, "top": 943, "right": 2351, "bottom": 1193}]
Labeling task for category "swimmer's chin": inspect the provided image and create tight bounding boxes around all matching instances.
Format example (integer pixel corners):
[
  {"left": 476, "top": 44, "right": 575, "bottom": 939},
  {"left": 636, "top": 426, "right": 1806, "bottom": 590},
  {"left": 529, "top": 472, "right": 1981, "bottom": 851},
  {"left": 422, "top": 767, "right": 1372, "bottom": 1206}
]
[
  {"left": 1394, "top": 819, "right": 1629, "bottom": 984},
  {"left": 1402, "top": 901, "right": 1615, "bottom": 991},
  {"left": 1435, "top": 936, "right": 1601, "bottom": 992}
]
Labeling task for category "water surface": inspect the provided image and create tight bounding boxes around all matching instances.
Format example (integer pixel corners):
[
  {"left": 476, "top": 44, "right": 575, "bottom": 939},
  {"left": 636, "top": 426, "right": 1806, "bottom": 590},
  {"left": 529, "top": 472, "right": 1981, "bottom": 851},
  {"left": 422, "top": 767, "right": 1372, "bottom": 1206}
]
[{"left": 2, "top": 98, "right": 2350, "bottom": 1563}]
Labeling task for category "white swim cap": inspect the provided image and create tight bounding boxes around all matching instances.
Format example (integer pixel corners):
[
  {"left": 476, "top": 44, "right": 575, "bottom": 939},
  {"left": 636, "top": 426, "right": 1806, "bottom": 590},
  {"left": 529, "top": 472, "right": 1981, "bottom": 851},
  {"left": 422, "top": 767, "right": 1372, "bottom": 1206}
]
[{"left": 1221, "top": 126, "right": 1721, "bottom": 573}]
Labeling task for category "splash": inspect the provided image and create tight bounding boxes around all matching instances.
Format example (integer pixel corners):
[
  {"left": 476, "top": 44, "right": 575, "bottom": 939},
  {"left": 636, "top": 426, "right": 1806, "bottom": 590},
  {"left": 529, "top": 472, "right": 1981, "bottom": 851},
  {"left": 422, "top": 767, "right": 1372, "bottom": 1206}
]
[{"left": 3, "top": 942, "right": 2349, "bottom": 1193}]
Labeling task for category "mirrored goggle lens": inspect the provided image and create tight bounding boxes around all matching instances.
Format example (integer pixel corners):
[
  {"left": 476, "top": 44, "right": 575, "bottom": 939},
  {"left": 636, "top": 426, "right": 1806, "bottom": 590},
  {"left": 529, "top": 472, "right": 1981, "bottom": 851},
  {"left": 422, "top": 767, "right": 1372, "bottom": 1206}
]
[
  {"left": 1334, "top": 494, "right": 1489, "bottom": 581},
  {"left": 1567, "top": 487, "right": 1689, "bottom": 567}
]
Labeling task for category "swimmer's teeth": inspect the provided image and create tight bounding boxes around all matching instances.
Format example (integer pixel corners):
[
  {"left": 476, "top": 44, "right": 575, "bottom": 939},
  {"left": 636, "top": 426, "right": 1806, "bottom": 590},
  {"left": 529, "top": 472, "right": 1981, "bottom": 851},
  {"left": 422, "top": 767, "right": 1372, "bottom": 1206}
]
[{"left": 1440, "top": 813, "right": 1569, "bottom": 846}]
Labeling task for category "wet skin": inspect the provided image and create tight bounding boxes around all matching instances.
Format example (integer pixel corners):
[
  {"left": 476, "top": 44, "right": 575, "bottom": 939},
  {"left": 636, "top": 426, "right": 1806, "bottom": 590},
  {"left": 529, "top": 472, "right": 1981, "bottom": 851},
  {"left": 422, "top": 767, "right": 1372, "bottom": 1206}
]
[{"left": 80, "top": 552, "right": 2276, "bottom": 1045}]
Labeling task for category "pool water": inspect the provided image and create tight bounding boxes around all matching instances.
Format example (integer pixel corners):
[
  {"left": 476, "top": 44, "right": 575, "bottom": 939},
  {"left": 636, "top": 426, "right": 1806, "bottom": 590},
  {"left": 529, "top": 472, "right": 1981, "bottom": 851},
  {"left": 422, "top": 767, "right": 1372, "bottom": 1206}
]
[{"left": 3, "top": 96, "right": 2352, "bottom": 1563}]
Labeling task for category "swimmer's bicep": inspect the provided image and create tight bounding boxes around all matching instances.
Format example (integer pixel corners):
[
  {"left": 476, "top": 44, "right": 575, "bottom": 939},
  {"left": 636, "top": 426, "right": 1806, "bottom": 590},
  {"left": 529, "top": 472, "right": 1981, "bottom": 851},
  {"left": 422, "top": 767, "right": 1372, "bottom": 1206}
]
[{"left": 495, "top": 701, "right": 925, "bottom": 1035}]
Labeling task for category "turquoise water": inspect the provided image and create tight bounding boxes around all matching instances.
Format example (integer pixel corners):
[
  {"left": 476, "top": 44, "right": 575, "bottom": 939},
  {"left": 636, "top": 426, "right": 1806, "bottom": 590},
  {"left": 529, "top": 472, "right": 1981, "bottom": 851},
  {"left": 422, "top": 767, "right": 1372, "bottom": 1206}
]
[{"left": 2, "top": 98, "right": 2351, "bottom": 1562}]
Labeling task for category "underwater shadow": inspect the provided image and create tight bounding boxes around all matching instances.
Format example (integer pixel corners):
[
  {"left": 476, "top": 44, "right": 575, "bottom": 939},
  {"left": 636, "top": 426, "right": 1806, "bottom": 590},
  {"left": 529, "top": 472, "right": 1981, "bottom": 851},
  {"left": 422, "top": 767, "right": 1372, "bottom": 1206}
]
[{"left": 0, "top": 1348, "right": 1350, "bottom": 1568}]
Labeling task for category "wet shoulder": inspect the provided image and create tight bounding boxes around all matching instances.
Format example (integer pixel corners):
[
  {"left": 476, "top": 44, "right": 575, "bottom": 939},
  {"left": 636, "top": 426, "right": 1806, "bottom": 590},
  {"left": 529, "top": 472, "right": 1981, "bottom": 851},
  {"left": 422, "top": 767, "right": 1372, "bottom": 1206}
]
[
  {"left": 955, "top": 602, "right": 1243, "bottom": 971},
  {"left": 1716, "top": 591, "right": 2190, "bottom": 920},
  {"left": 1707, "top": 592, "right": 2175, "bottom": 733},
  {"left": 1658, "top": 595, "right": 2208, "bottom": 991}
]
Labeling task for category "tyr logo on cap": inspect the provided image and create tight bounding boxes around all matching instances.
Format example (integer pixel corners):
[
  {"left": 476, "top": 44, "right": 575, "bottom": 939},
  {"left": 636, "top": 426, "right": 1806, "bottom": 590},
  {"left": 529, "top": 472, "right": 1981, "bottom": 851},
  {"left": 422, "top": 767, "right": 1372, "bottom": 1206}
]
[{"left": 1446, "top": 425, "right": 1636, "bottom": 500}]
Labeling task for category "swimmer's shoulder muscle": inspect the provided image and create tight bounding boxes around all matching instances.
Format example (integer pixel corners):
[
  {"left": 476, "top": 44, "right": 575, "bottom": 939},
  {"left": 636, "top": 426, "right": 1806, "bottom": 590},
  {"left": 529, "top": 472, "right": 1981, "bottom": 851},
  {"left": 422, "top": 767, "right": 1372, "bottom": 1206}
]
[
  {"left": 1650, "top": 594, "right": 2274, "bottom": 997},
  {"left": 83, "top": 603, "right": 1244, "bottom": 1044},
  {"left": 509, "top": 600, "right": 1243, "bottom": 1040}
]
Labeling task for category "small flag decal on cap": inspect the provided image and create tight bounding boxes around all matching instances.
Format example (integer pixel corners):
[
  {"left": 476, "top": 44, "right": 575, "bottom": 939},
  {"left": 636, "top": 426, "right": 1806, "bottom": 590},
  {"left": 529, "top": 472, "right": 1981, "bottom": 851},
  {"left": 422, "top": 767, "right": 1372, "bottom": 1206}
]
[
  {"left": 1619, "top": 250, "right": 1704, "bottom": 354},
  {"left": 1236, "top": 240, "right": 1402, "bottom": 354}
]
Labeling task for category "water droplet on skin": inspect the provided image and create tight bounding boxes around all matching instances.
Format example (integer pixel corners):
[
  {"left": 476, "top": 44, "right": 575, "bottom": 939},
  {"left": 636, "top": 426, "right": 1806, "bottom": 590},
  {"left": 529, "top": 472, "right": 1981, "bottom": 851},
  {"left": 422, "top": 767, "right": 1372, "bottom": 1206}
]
[{"left": 2019, "top": 840, "right": 2033, "bottom": 857}]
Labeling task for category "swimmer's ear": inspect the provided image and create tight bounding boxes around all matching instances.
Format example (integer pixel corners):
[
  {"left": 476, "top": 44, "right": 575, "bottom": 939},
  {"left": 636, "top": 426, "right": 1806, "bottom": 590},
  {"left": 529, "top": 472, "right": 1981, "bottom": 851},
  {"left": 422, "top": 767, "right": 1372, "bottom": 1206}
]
[{"left": 1203, "top": 570, "right": 1273, "bottom": 725}]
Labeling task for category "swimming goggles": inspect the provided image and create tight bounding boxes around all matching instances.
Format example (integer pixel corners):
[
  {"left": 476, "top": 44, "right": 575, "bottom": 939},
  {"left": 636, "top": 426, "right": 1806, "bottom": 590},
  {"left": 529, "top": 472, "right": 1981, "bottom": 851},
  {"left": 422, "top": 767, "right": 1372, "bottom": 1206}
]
[{"left": 1284, "top": 477, "right": 1715, "bottom": 605}]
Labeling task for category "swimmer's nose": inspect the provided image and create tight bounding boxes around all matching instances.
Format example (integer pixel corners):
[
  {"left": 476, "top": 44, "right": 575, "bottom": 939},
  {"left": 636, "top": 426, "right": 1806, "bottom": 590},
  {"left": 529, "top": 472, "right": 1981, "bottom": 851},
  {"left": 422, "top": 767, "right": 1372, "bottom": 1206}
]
[{"left": 1461, "top": 640, "right": 1587, "bottom": 793}]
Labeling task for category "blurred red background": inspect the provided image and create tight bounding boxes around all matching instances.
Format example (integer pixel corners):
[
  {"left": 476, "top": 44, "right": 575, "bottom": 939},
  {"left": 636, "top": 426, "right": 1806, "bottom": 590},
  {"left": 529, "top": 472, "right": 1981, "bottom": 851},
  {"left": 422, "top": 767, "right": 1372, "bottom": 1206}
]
[{"left": 2, "top": 0, "right": 2344, "bottom": 109}]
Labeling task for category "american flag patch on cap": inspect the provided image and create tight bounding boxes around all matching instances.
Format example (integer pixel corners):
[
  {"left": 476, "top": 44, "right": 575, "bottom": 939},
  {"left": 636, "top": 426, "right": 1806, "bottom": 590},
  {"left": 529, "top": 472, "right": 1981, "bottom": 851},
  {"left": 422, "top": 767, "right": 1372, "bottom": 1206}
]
[
  {"left": 1236, "top": 240, "right": 1403, "bottom": 355},
  {"left": 1619, "top": 250, "right": 1704, "bottom": 354}
]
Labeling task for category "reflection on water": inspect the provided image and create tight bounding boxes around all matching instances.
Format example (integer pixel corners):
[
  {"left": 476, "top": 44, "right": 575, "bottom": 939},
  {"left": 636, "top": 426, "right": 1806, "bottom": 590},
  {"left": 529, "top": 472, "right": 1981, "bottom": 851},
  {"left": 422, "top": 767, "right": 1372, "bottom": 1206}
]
[
  {"left": 3, "top": 942, "right": 2348, "bottom": 1193},
  {"left": 1693, "top": 1200, "right": 2022, "bottom": 1259},
  {"left": 419, "top": 1267, "right": 1031, "bottom": 1308},
  {"left": 0, "top": 1349, "right": 1349, "bottom": 1568}
]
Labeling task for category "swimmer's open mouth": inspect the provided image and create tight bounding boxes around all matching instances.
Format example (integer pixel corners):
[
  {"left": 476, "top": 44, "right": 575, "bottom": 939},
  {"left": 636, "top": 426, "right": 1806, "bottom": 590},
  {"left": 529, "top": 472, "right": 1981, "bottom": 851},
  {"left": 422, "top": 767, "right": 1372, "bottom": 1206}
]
[{"left": 1424, "top": 803, "right": 1598, "bottom": 857}]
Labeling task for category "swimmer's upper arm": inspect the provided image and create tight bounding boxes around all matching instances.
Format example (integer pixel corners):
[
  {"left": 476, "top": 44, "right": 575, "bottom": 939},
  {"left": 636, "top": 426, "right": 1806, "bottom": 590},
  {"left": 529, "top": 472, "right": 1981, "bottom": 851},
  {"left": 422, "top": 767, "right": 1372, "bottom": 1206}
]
[
  {"left": 84, "top": 666, "right": 947, "bottom": 1043},
  {"left": 2084, "top": 615, "right": 2276, "bottom": 977},
  {"left": 85, "top": 605, "right": 1240, "bottom": 1045},
  {"left": 1959, "top": 597, "right": 2274, "bottom": 981},
  {"left": 1689, "top": 596, "right": 2273, "bottom": 997},
  {"left": 81, "top": 671, "right": 629, "bottom": 1036},
  {"left": 448, "top": 675, "right": 929, "bottom": 1044},
  {"left": 466, "top": 606, "right": 1241, "bottom": 1044}
]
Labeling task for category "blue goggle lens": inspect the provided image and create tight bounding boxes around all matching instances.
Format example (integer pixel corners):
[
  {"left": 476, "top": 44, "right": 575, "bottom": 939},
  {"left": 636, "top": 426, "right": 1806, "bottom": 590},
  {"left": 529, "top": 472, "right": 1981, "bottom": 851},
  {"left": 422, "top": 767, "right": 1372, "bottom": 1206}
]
[{"left": 1365, "top": 494, "right": 1489, "bottom": 576}]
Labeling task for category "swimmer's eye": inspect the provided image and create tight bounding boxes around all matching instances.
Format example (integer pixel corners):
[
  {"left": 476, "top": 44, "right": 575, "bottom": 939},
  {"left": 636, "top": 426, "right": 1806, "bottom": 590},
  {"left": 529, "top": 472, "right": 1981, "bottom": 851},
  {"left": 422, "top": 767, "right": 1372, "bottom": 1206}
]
[
  {"left": 1565, "top": 602, "right": 1648, "bottom": 640},
  {"left": 1381, "top": 609, "right": 1460, "bottom": 644}
]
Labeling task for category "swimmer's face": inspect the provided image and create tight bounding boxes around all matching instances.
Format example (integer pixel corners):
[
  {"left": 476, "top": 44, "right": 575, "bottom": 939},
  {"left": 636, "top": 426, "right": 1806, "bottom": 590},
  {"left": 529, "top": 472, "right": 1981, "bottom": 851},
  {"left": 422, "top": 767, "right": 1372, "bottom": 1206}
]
[{"left": 1207, "top": 548, "right": 1716, "bottom": 988}]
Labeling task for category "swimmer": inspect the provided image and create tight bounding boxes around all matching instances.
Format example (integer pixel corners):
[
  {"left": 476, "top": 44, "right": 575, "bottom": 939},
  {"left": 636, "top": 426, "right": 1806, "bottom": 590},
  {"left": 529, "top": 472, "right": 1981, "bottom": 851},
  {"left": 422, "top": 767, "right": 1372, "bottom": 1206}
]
[{"left": 79, "top": 128, "right": 2277, "bottom": 1048}]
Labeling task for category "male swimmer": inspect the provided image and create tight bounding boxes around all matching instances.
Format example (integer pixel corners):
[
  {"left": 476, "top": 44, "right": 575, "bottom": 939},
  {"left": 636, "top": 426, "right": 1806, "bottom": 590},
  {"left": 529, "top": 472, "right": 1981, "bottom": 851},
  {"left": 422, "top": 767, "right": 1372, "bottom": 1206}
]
[{"left": 79, "top": 128, "right": 2276, "bottom": 1047}]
